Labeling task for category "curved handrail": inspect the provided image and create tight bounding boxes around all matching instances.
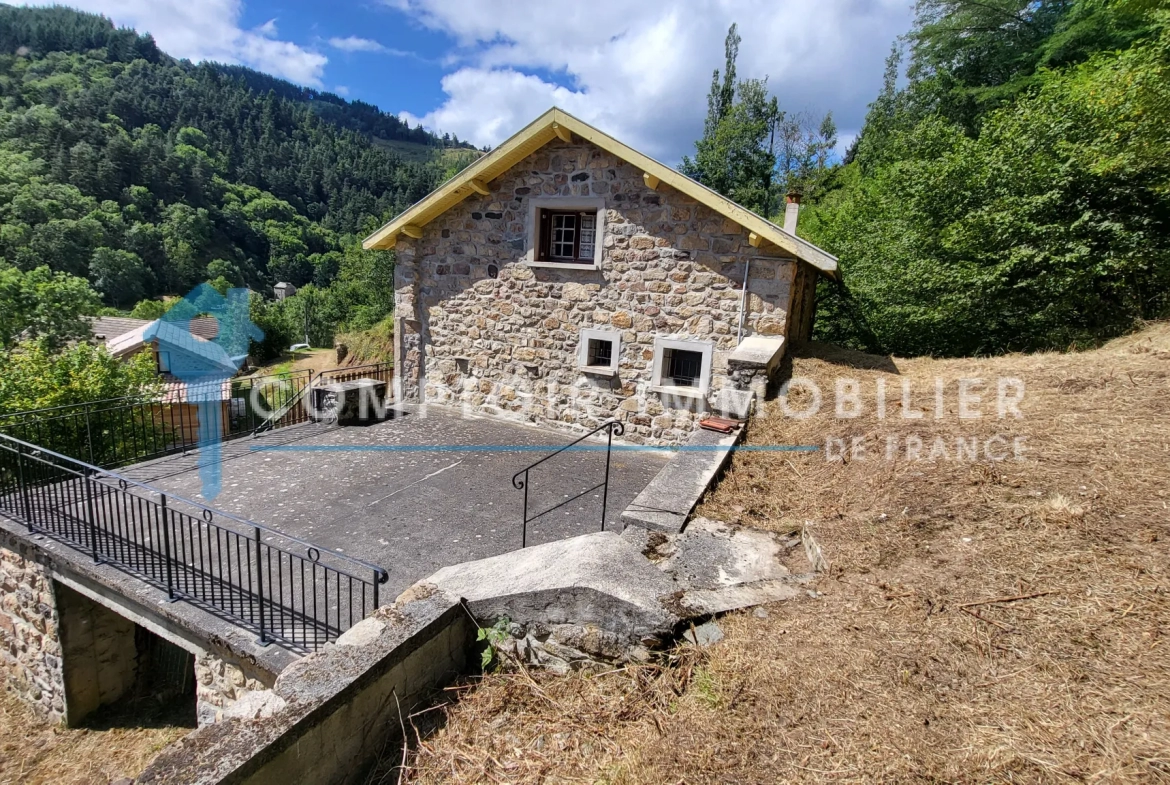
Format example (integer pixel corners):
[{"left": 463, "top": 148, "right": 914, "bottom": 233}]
[
  {"left": 512, "top": 420, "right": 625, "bottom": 548},
  {"left": 0, "top": 431, "right": 388, "bottom": 584},
  {"left": 512, "top": 420, "right": 624, "bottom": 490}
]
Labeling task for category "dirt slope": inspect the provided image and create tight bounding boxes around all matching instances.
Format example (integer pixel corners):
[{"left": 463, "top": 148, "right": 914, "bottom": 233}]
[{"left": 394, "top": 323, "right": 1170, "bottom": 784}]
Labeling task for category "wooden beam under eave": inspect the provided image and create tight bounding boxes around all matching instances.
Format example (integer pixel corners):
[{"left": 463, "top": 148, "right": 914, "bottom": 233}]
[
  {"left": 400, "top": 225, "right": 424, "bottom": 239},
  {"left": 643, "top": 173, "right": 660, "bottom": 191},
  {"left": 748, "top": 231, "right": 765, "bottom": 248},
  {"left": 551, "top": 123, "right": 573, "bottom": 143},
  {"left": 468, "top": 179, "right": 491, "bottom": 196}
]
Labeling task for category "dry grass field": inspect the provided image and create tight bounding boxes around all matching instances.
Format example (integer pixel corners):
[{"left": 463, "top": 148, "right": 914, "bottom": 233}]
[
  {"left": 0, "top": 688, "right": 188, "bottom": 785},
  {"left": 393, "top": 323, "right": 1170, "bottom": 784}
]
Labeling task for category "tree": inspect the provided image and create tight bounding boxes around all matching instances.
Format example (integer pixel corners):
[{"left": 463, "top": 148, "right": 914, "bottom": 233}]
[
  {"left": 0, "top": 264, "right": 100, "bottom": 351},
  {"left": 89, "top": 247, "right": 150, "bottom": 308},
  {"left": 129, "top": 298, "right": 168, "bottom": 320},
  {"left": 0, "top": 341, "right": 160, "bottom": 416},
  {"left": 682, "top": 24, "right": 838, "bottom": 215},
  {"left": 803, "top": 0, "right": 1170, "bottom": 355}
]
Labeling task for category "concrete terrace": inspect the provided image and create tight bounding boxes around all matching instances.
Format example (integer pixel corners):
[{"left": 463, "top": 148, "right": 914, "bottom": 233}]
[{"left": 118, "top": 404, "right": 670, "bottom": 599}]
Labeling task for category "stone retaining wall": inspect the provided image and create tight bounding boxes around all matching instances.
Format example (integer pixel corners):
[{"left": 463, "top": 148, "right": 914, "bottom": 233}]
[
  {"left": 394, "top": 138, "right": 806, "bottom": 444},
  {"left": 2, "top": 522, "right": 289, "bottom": 728},
  {"left": 138, "top": 589, "right": 475, "bottom": 785},
  {"left": 195, "top": 652, "right": 277, "bottom": 726},
  {"left": 0, "top": 543, "right": 65, "bottom": 722},
  {"left": 55, "top": 581, "right": 140, "bottom": 725}
]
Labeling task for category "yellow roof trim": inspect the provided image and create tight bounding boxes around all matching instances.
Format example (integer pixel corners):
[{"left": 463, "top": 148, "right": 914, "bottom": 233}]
[{"left": 362, "top": 107, "right": 839, "bottom": 278}]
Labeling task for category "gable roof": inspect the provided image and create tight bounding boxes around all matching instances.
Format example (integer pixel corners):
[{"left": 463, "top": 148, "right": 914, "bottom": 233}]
[
  {"left": 107, "top": 319, "right": 241, "bottom": 374},
  {"left": 362, "top": 107, "right": 838, "bottom": 278}
]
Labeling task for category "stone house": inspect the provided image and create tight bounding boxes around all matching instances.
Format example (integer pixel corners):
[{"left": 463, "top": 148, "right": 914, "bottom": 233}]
[{"left": 363, "top": 108, "right": 839, "bottom": 444}]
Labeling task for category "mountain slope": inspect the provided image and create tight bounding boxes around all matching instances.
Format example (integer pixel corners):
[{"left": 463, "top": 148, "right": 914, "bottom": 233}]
[{"left": 0, "top": 3, "right": 467, "bottom": 305}]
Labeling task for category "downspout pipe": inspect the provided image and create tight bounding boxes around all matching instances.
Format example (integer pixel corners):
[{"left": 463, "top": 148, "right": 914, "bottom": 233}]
[{"left": 736, "top": 258, "right": 752, "bottom": 345}]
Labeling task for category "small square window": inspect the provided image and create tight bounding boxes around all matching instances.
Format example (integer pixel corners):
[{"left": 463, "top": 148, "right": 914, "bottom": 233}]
[
  {"left": 651, "top": 338, "right": 713, "bottom": 398},
  {"left": 587, "top": 338, "right": 612, "bottom": 368},
  {"left": 663, "top": 348, "right": 703, "bottom": 387},
  {"left": 578, "top": 329, "right": 620, "bottom": 375},
  {"left": 537, "top": 208, "right": 600, "bottom": 264}
]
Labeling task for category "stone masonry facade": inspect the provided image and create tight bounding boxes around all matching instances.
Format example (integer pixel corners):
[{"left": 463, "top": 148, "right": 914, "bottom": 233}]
[
  {"left": 0, "top": 544, "right": 66, "bottom": 722},
  {"left": 394, "top": 139, "right": 814, "bottom": 444}
]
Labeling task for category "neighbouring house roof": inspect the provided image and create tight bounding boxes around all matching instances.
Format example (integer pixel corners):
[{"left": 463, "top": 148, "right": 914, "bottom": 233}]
[
  {"left": 107, "top": 318, "right": 241, "bottom": 375},
  {"left": 94, "top": 315, "right": 219, "bottom": 349},
  {"left": 89, "top": 316, "right": 151, "bottom": 344},
  {"left": 105, "top": 321, "right": 155, "bottom": 358},
  {"left": 363, "top": 107, "right": 839, "bottom": 278}
]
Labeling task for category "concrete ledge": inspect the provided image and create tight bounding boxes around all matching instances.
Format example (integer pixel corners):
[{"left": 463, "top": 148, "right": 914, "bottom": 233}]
[
  {"left": 138, "top": 588, "right": 474, "bottom": 785},
  {"left": 620, "top": 426, "right": 743, "bottom": 533},
  {"left": 727, "top": 335, "right": 786, "bottom": 368}
]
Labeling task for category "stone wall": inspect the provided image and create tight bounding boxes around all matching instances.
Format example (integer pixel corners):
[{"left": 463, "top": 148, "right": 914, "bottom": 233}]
[
  {"left": 55, "top": 581, "right": 140, "bottom": 725},
  {"left": 195, "top": 651, "right": 276, "bottom": 726},
  {"left": 394, "top": 139, "right": 808, "bottom": 444},
  {"left": 0, "top": 544, "right": 65, "bottom": 722}
]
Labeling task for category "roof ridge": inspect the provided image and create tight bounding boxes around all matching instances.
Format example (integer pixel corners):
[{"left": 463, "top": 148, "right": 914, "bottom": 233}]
[{"left": 362, "top": 107, "right": 837, "bottom": 278}]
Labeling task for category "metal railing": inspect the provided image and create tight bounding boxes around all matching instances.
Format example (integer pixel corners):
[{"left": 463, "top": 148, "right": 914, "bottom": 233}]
[
  {"left": 0, "top": 433, "right": 389, "bottom": 652},
  {"left": 252, "top": 362, "right": 393, "bottom": 435},
  {"left": 236, "top": 369, "right": 314, "bottom": 434},
  {"left": 0, "top": 370, "right": 314, "bottom": 471},
  {"left": 316, "top": 362, "right": 392, "bottom": 387},
  {"left": 511, "top": 420, "right": 624, "bottom": 548}
]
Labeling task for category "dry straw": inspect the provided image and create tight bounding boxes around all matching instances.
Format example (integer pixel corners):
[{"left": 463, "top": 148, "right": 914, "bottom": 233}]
[{"left": 379, "top": 322, "right": 1170, "bottom": 783}]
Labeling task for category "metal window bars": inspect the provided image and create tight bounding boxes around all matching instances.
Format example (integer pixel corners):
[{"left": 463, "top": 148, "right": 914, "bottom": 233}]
[{"left": 0, "top": 433, "right": 388, "bottom": 653}]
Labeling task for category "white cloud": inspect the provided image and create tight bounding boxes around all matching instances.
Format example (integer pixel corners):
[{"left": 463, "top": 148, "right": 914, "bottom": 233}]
[
  {"left": 389, "top": 0, "right": 914, "bottom": 163},
  {"left": 328, "top": 35, "right": 386, "bottom": 53},
  {"left": 328, "top": 35, "right": 417, "bottom": 59},
  {"left": 334, "top": 85, "right": 351, "bottom": 96},
  {"left": 22, "top": 0, "right": 329, "bottom": 87}
]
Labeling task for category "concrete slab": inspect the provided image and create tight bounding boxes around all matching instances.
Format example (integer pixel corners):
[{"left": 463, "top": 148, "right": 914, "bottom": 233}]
[
  {"left": 620, "top": 427, "right": 742, "bottom": 533},
  {"left": 728, "top": 335, "right": 786, "bottom": 367},
  {"left": 679, "top": 580, "right": 809, "bottom": 617},
  {"left": 655, "top": 517, "right": 797, "bottom": 589},
  {"left": 122, "top": 405, "right": 668, "bottom": 600},
  {"left": 423, "top": 531, "right": 680, "bottom": 645},
  {"left": 624, "top": 517, "right": 813, "bottom": 617}
]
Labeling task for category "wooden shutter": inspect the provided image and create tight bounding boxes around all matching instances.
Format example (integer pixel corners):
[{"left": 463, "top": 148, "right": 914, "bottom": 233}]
[{"left": 537, "top": 209, "right": 551, "bottom": 261}]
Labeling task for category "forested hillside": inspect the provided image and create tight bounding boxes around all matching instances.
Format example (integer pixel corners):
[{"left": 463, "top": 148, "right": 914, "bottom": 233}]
[
  {"left": 685, "top": 0, "right": 1170, "bottom": 356},
  {"left": 806, "top": 0, "right": 1170, "bottom": 355},
  {"left": 0, "top": 4, "right": 472, "bottom": 311}
]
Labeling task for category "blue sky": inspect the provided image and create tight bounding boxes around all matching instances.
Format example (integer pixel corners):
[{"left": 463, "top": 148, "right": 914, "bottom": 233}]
[
  {"left": 231, "top": 0, "right": 456, "bottom": 117},
  {"left": 24, "top": 0, "right": 917, "bottom": 163}
]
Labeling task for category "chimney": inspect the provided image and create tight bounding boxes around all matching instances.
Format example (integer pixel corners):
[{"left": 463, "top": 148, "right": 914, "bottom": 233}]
[{"left": 783, "top": 192, "right": 802, "bottom": 235}]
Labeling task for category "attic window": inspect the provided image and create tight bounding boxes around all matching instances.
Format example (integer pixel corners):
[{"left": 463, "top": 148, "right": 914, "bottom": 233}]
[
  {"left": 539, "top": 210, "right": 597, "bottom": 263},
  {"left": 527, "top": 197, "right": 605, "bottom": 269}
]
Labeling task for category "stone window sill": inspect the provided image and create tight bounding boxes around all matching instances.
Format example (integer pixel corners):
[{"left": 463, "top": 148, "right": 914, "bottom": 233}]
[
  {"left": 651, "top": 384, "right": 707, "bottom": 400},
  {"left": 580, "top": 366, "right": 618, "bottom": 378},
  {"left": 526, "top": 260, "right": 601, "bottom": 271}
]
